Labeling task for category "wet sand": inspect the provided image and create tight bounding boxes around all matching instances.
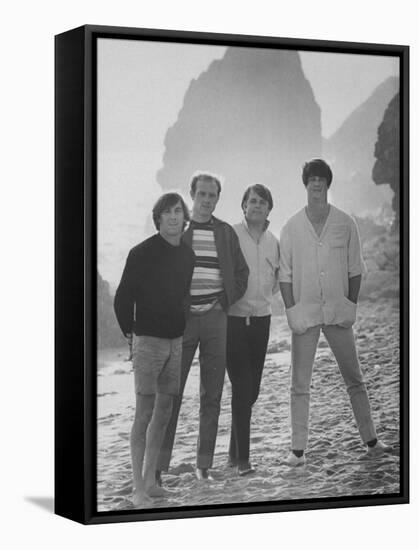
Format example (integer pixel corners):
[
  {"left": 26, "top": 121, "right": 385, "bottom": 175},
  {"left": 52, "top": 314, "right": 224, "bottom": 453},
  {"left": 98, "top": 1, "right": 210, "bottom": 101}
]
[{"left": 97, "top": 298, "right": 400, "bottom": 511}]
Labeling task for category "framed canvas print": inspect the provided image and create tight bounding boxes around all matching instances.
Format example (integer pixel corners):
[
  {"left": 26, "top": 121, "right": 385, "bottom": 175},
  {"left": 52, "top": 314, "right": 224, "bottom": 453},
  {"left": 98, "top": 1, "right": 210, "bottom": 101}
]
[{"left": 55, "top": 24, "right": 409, "bottom": 524}]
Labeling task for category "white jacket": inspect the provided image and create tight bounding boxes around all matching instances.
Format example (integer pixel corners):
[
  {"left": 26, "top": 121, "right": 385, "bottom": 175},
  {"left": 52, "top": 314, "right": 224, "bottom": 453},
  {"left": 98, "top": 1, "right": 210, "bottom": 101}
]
[{"left": 229, "top": 219, "right": 280, "bottom": 318}]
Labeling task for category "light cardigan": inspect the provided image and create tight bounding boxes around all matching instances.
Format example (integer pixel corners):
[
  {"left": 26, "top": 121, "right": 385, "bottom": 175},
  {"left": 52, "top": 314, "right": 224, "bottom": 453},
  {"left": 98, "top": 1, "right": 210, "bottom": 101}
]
[
  {"left": 229, "top": 219, "right": 280, "bottom": 318},
  {"left": 279, "top": 205, "right": 367, "bottom": 330}
]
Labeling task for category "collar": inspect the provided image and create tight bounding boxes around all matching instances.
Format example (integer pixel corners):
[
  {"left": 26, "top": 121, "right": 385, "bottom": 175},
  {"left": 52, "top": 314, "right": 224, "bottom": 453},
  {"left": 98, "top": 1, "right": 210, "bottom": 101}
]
[
  {"left": 242, "top": 217, "right": 270, "bottom": 233},
  {"left": 190, "top": 217, "right": 214, "bottom": 227},
  {"left": 190, "top": 215, "right": 226, "bottom": 227}
]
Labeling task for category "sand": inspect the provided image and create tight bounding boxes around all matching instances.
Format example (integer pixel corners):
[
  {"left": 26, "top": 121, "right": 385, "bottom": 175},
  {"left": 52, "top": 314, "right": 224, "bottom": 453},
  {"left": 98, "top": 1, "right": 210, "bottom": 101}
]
[{"left": 97, "top": 298, "right": 400, "bottom": 512}]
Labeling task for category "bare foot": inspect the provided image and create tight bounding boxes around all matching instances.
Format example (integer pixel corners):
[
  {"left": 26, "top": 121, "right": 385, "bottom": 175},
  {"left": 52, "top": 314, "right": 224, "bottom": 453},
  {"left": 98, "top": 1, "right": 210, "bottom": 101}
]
[
  {"left": 131, "top": 490, "right": 152, "bottom": 507},
  {"left": 146, "top": 484, "right": 172, "bottom": 498}
]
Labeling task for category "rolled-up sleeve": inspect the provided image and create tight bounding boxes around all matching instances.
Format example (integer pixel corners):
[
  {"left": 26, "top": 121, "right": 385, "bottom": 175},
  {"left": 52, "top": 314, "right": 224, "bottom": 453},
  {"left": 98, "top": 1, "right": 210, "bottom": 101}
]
[
  {"left": 279, "top": 224, "right": 293, "bottom": 283},
  {"left": 348, "top": 218, "right": 368, "bottom": 278},
  {"left": 272, "top": 237, "right": 281, "bottom": 294}
]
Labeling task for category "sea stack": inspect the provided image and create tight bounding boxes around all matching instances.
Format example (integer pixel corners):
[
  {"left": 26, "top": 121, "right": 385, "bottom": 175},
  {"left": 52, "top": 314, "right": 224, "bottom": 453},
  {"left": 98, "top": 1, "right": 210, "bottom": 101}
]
[{"left": 156, "top": 47, "right": 322, "bottom": 229}]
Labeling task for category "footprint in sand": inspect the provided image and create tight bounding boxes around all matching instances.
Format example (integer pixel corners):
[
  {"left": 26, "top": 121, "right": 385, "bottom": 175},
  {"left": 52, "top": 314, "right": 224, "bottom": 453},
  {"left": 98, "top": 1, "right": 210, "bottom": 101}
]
[
  {"left": 163, "top": 475, "right": 182, "bottom": 488},
  {"left": 113, "top": 369, "right": 131, "bottom": 375},
  {"left": 111, "top": 483, "right": 132, "bottom": 496},
  {"left": 170, "top": 463, "right": 195, "bottom": 475}
]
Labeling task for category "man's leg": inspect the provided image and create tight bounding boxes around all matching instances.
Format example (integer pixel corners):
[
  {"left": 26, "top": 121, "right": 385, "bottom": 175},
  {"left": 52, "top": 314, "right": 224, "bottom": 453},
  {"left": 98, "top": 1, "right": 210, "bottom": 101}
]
[
  {"left": 290, "top": 326, "right": 321, "bottom": 451},
  {"left": 197, "top": 308, "right": 227, "bottom": 470},
  {"left": 323, "top": 325, "right": 377, "bottom": 444},
  {"left": 157, "top": 317, "right": 199, "bottom": 472},
  {"left": 228, "top": 422, "right": 237, "bottom": 466},
  {"left": 226, "top": 316, "right": 253, "bottom": 468},
  {"left": 131, "top": 334, "right": 165, "bottom": 505},
  {"left": 143, "top": 392, "right": 174, "bottom": 496},
  {"left": 249, "top": 316, "right": 271, "bottom": 406},
  {"left": 131, "top": 393, "right": 155, "bottom": 505}
]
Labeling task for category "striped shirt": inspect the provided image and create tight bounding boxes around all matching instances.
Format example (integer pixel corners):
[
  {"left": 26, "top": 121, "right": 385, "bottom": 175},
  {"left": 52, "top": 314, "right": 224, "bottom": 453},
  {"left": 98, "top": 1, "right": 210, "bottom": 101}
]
[{"left": 189, "top": 220, "right": 224, "bottom": 314}]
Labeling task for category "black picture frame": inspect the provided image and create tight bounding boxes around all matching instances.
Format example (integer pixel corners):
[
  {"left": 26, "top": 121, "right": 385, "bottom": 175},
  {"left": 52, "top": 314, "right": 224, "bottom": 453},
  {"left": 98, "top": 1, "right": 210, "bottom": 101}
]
[{"left": 55, "top": 24, "right": 409, "bottom": 525}]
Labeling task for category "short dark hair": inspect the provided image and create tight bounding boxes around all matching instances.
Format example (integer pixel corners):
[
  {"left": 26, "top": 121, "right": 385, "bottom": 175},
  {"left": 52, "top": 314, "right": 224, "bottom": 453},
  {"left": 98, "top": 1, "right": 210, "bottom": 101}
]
[
  {"left": 152, "top": 192, "right": 190, "bottom": 230},
  {"left": 302, "top": 158, "right": 333, "bottom": 187},
  {"left": 241, "top": 184, "right": 273, "bottom": 212},
  {"left": 190, "top": 172, "right": 222, "bottom": 197}
]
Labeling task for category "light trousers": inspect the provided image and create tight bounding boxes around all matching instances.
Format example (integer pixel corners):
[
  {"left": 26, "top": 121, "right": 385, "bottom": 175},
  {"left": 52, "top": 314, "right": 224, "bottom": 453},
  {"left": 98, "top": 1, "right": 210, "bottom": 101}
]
[{"left": 291, "top": 324, "right": 377, "bottom": 450}]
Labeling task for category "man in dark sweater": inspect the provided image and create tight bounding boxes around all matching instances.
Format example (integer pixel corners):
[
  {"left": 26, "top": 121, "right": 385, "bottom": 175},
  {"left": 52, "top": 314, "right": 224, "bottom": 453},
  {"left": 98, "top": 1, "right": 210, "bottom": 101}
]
[
  {"left": 157, "top": 173, "right": 249, "bottom": 482},
  {"left": 114, "top": 193, "right": 195, "bottom": 507}
]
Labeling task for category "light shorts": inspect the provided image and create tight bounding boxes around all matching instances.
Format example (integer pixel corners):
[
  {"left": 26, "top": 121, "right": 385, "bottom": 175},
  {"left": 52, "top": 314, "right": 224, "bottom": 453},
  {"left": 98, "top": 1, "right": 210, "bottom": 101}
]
[{"left": 132, "top": 334, "right": 182, "bottom": 395}]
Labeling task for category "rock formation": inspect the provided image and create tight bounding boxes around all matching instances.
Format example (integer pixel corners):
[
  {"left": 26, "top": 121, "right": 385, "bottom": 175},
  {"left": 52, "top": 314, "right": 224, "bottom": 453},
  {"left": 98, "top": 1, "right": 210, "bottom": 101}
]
[
  {"left": 373, "top": 93, "right": 400, "bottom": 228},
  {"left": 156, "top": 47, "right": 322, "bottom": 230},
  {"left": 97, "top": 271, "right": 125, "bottom": 349},
  {"left": 323, "top": 76, "right": 399, "bottom": 215}
]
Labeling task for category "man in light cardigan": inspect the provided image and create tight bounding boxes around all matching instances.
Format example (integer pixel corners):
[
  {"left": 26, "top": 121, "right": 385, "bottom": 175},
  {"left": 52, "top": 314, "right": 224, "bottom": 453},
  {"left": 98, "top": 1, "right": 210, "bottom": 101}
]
[
  {"left": 227, "top": 184, "right": 280, "bottom": 475},
  {"left": 279, "top": 158, "right": 391, "bottom": 467}
]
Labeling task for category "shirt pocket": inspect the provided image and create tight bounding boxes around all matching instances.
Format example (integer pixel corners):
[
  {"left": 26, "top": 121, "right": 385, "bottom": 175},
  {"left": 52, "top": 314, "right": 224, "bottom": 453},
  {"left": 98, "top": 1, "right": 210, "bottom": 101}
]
[
  {"left": 336, "top": 297, "right": 357, "bottom": 328},
  {"left": 328, "top": 224, "right": 349, "bottom": 248}
]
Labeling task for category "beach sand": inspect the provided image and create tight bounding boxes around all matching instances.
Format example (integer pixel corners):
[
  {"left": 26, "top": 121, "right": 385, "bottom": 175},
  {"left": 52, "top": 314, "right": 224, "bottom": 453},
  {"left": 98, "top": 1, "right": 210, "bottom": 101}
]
[{"left": 97, "top": 298, "right": 400, "bottom": 512}]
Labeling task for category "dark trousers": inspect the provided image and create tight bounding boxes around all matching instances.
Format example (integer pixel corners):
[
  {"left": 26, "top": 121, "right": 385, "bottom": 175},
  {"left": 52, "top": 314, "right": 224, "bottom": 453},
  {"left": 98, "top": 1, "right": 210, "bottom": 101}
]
[
  {"left": 157, "top": 307, "right": 227, "bottom": 471},
  {"left": 226, "top": 315, "right": 271, "bottom": 466}
]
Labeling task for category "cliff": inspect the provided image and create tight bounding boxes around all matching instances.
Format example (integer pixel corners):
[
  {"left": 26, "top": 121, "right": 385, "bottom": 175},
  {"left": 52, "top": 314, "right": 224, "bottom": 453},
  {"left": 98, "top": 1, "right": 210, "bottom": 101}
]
[
  {"left": 156, "top": 47, "right": 322, "bottom": 229},
  {"left": 323, "top": 76, "right": 399, "bottom": 215},
  {"left": 373, "top": 93, "right": 400, "bottom": 228},
  {"left": 97, "top": 271, "right": 125, "bottom": 349}
]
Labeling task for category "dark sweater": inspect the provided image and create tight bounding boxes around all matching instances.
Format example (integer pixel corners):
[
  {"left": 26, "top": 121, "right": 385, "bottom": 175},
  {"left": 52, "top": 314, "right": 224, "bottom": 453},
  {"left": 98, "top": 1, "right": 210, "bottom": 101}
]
[{"left": 114, "top": 234, "right": 195, "bottom": 339}]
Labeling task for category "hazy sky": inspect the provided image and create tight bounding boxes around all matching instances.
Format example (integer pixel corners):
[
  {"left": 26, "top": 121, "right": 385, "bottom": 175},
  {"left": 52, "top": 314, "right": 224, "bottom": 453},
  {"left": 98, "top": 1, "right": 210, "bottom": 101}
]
[
  {"left": 97, "top": 38, "right": 399, "bottom": 286},
  {"left": 299, "top": 51, "right": 398, "bottom": 137}
]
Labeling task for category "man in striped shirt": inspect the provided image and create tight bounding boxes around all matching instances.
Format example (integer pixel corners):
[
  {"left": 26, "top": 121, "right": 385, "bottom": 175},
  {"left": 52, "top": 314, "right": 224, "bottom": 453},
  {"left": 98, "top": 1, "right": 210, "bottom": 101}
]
[{"left": 157, "top": 172, "right": 249, "bottom": 482}]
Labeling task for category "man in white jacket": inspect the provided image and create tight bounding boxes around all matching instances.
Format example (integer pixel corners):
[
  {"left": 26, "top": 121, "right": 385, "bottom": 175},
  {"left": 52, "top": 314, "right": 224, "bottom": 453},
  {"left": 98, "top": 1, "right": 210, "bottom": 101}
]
[
  {"left": 279, "top": 158, "right": 390, "bottom": 466},
  {"left": 227, "top": 184, "right": 280, "bottom": 475}
]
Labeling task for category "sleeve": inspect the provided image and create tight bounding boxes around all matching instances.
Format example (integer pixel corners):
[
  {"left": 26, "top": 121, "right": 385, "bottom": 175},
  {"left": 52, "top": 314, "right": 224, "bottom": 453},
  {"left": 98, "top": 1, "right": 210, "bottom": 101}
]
[
  {"left": 348, "top": 218, "right": 368, "bottom": 278},
  {"left": 231, "top": 227, "right": 249, "bottom": 304},
  {"left": 182, "top": 249, "right": 196, "bottom": 313},
  {"left": 278, "top": 223, "right": 293, "bottom": 283},
  {"left": 114, "top": 250, "right": 137, "bottom": 337},
  {"left": 272, "top": 235, "right": 281, "bottom": 295}
]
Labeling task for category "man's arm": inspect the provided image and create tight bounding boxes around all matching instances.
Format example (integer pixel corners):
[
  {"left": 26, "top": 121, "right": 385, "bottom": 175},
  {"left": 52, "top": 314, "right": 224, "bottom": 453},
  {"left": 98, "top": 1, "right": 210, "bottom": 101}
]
[
  {"left": 279, "top": 282, "right": 295, "bottom": 309},
  {"left": 231, "top": 228, "right": 249, "bottom": 304},
  {"left": 182, "top": 249, "right": 196, "bottom": 314},
  {"left": 278, "top": 223, "right": 294, "bottom": 308},
  {"left": 348, "top": 217, "right": 367, "bottom": 278},
  {"left": 347, "top": 217, "right": 365, "bottom": 304},
  {"left": 272, "top": 238, "right": 281, "bottom": 295},
  {"left": 348, "top": 274, "right": 362, "bottom": 304},
  {"left": 114, "top": 250, "right": 136, "bottom": 337}
]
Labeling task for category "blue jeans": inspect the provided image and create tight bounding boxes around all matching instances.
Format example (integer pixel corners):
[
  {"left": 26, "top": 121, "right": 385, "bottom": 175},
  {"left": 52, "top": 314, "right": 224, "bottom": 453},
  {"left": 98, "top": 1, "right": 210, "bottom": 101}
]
[
  {"left": 291, "top": 324, "right": 377, "bottom": 450},
  {"left": 157, "top": 307, "right": 227, "bottom": 470}
]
